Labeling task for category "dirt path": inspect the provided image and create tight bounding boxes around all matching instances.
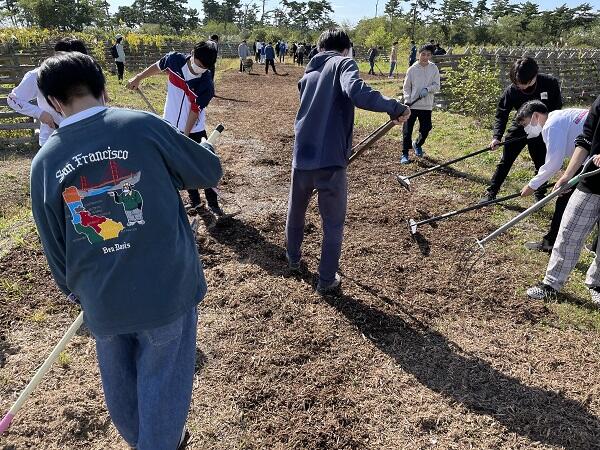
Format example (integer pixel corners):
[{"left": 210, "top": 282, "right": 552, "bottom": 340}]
[{"left": 2, "top": 65, "right": 600, "bottom": 449}]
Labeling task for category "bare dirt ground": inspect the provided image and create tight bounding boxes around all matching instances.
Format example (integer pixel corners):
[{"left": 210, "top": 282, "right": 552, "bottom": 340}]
[{"left": 2, "top": 64, "right": 600, "bottom": 449}]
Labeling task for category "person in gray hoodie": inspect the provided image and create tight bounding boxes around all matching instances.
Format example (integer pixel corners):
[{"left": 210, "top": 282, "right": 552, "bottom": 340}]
[
  {"left": 286, "top": 28, "right": 410, "bottom": 294},
  {"left": 401, "top": 43, "right": 440, "bottom": 164}
]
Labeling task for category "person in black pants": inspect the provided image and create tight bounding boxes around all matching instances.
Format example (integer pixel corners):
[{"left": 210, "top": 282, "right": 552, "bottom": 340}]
[
  {"left": 482, "top": 57, "right": 563, "bottom": 203},
  {"left": 187, "top": 130, "right": 223, "bottom": 216},
  {"left": 264, "top": 42, "right": 277, "bottom": 74}
]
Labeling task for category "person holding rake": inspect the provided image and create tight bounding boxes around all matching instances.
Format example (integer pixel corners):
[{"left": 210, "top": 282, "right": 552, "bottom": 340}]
[
  {"left": 527, "top": 95, "right": 600, "bottom": 305},
  {"left": 127, "top": 41, "right": 226, "bottom": 217},
  {"left": 285, "top": 28, "right": 410, "bottom": 294},
  {"left": 516, "top": 100, "right": 588, "bottom": 253},
  {"left": 31, "top": 52, "right": 222, "bottom": 449}
]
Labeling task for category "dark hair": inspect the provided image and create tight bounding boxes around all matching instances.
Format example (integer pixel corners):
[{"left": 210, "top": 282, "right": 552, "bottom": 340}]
[
  {"left": 411, "top": 40, "right": 415, "bottom": 44},
  {"left": 317, "top": 28, "right": 351, "bottom": 53},
  {"left": 393, "top": 41, "right": 398, "bottom": 45},
  {"left": 419, "top": 44, "right": 435, "bottom": 54},
  {"left": 516, "top": 100, "right": 548, "bottom": 124},
  {"left": 193, "top": 41, "right": 217, "bottom": 68},
  {"left": 510, "top": 57, "right": 539, "bottom": 85},
  {"left": 38, "top": 52, "right": 105, "bottom": 109},
  {"left": 116, "top": 37, "right": 123, "bottom": 43},
  {"left": 53, "top": 38, "right": 88, "bottom": 55},
  {"left": 68, "top": 39, "right": 88, "bottom": 54},
  {"left": 210, "top": 34, "right": 219, "bottom": 41}
]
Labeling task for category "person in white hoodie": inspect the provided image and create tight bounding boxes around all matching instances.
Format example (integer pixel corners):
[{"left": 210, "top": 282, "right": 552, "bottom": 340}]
[
  {"left": 401, "top": 44, "right": 440, "bottom": 164},
  {"left": 7, "top": 38, "right": 88, "bottom": 147},
  {"left": 516, "top": 100, "right": 588, "bottom": 252}
]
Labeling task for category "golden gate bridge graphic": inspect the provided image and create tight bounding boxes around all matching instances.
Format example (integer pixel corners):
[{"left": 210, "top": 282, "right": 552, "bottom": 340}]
[{"left": 77, "top": 160, "right": 140, "bottom": 199}]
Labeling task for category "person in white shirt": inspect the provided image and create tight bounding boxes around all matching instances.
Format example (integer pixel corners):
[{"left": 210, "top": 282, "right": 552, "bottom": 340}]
[
  {"left": 401, "top": 43, "right": 440, "bottom": 164},
  {"left": 517, "top": 100, "right": 589, "bottom": 252},
  {"left": 238, "top": 40, "right": 250, "bottom": 72},
  {"left": 7, "top": 38, "right": 88, "bottom": 146},
  {"left": 113, "top": 34, "right": 126, "bottom": 82}
]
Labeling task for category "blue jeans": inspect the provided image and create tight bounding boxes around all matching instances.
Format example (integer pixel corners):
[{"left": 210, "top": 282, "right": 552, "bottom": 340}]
[
  {"left": 93, "top": 307, "right": 198, "bottom": 450},
  {"left": 389, "top": 61, "right": 396, "bottom": 76},
  {"left": 285, "top": 167, "right": 347, "bottom": 285}
]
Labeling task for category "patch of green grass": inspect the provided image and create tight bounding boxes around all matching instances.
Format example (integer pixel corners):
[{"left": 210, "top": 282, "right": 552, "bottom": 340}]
[
  {"left": 0, "top": 278, "right": 23, "bottom": 299},
  {"left": 357, "top": 99, "right": 600, "bottom": 332},
  {"left": 30, "top": 310, "right": 48, "bottom": 323},
  {"left": 58, "top": 350, "right": 71, "bottom": 368}
]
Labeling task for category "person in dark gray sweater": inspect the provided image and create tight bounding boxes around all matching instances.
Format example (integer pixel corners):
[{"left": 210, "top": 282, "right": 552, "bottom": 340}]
[
  {"left": 286, "top": 28, "right": 410, "bottom": 294},
  {"left": 32, "top": 52, "right": 222, "bottom": 450}
]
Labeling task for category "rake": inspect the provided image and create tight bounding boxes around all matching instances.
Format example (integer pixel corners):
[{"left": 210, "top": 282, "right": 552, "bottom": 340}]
[
  {"left": 408, "top": 182, "right": 556, "bottom": 235},
  {"left": 407, "top": 191, "right": 521, "bottom": 235},
  {"left": 136, "top": 87, "right": 157, "bottom": 114},
  {"left": 457, "top": 159, "right": 600, "bottom": 280},
  {"left": 0, "top": 126, "right": 226, "bottom": 435},
  {"left": 396, "top": 136, "right": 526, "bottom": 191},
  {"left": 0, "top": 311, "right": 84, "bottom": 434}
]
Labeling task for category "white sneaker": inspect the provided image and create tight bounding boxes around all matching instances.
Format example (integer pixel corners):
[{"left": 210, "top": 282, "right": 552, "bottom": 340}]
[
  {"left": 527, "top": 283, "right": 558, "bottom": 300},
  {"left": 316, "top": 273, "right": 341, "bottom": 295},
  {"left": 589, "top": 286, "right": 600, "bottom": 306}
]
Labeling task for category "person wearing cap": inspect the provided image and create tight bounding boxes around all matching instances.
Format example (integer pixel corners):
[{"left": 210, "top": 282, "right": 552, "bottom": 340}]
[{"left": 113, "top": 35, "right": 126, "bottom": 83}]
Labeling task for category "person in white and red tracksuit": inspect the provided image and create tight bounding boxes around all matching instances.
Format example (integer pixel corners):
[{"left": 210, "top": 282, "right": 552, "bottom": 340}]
[{"left": 127, "top": 42, "right": 225, "bottom": 217}]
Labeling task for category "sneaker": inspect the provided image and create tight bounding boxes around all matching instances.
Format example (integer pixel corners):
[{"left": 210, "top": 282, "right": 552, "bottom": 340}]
[
  {"left": 524, "top": 240, "right": 553, "bottom": 253},
  {"left": 184, "top": 202, "right": 203, "bottom": 215},
  {"left": 413, "top": 141, "right": 424, "bottom": 157},
  {"left": 589, "top": 286, "right": 600, "bottom": 306},
  {"left": 316, "top": 273, "right": 342, "bottom": 295},
  {"left": 478, "top": 191, "right": 497, "bottom": 204},
  {"left": 527, "top": 282, "right": 558, "bottom": 300},
  {"left": 208, "top": 205, "right": 225, "bottom": 218},
  {"left": 286, "top": 255, "right": 301, "bottom": 273},
  {"left": 177, "top": 430, "right": 191, "bottom": 450},
  {"left": 585, "top": 242, "right": 597, "bottom": 255},
  {"left": 400, "top": 155, "right": 410, "bottom": 165}
]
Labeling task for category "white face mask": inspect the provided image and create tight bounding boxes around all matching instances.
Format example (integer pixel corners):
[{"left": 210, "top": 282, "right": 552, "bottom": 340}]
[
  {"left": 190, "top": 61, "right": 207, "bottom": 74},
  {"left": 524, "top": 122, "right": 543, "bottom": 138}
]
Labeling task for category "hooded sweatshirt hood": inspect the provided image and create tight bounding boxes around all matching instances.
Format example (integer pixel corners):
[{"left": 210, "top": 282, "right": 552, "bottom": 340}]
[
  {"left": 305, "top": 50, "right": 340, "bottom": 73},
  {"left": 293, "top": 52, "right": 406, "bottom": 170}
]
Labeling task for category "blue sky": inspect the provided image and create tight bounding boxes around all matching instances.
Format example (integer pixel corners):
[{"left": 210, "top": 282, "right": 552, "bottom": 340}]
[{"left": 109, "top": 0, "right": 600, "bottom": 24}]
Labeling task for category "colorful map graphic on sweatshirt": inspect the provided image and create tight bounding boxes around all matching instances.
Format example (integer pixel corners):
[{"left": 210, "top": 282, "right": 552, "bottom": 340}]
[{"left": 63, "top": 186, "right": 125, "bottom": 244}]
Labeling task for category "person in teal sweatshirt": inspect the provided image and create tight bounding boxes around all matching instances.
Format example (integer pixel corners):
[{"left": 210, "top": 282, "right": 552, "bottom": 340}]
[{"left": 31, "top": 52, "right": 223, "bottom": 450}]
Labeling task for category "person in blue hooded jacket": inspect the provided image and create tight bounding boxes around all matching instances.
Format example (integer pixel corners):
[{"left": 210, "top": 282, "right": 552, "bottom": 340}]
[
  {"left": 264, "top": 42, "right": 278, "bottom": 74},
  {"left": 285, "top": 28, "right": 411, "bottom": 294}
]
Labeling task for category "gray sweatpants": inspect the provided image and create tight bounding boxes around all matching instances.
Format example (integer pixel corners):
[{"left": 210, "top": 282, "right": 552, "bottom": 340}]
[
  {"left": 285, "top": 167, "right": 347, "bottom": 285},
  {"left": 544, "top": 189, "right": 600, "bottom": 290}
]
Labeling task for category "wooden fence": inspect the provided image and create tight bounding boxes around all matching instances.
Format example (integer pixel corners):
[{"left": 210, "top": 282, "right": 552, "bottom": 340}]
[
  {"left": 433, "top": 48, "right": 600, "bottom": 105},
  {"left": 1, "top": 41, "right": 599, "bottom": 149}
]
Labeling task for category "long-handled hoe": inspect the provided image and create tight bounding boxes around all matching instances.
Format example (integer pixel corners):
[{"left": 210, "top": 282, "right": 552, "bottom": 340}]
[
  {"left": 396, "top": 136, "right": 526, "bottom": 191},
  {"left": 0, "top": 126, "right": 226, "bottom": 435},
  {"left": 457, "top": 159, "right": 600, "bottom": 280}
]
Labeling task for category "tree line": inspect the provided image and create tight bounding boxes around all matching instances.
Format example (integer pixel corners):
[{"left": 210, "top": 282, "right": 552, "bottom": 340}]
[{"left": 0, "top": 0, "right": 598, "bottom": 48}]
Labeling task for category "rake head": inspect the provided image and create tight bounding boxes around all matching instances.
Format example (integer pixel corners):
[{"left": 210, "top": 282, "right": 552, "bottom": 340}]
[
  {"left": 407, "top": 218, "right": 418, "bottom": 235},
  {"left": 396, "top": 175, "right": 411, "bottom": 191},
  {"left": 454, "top": 238, "right": 486, "bottom": 285}
]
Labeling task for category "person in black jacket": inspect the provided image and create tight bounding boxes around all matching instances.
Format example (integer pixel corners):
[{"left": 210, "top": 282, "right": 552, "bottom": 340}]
[
  {"left": 527, "top": 95, "right": 600, "bottom": 304},
  {"left": 481, "top": 57, "right": 562, "bottom": 203}
]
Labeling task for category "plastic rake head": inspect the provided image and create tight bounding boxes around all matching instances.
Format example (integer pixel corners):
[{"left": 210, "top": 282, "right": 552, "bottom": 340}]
[{"left": 396, "top": 175, "right": 411, "bottom": 191}]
